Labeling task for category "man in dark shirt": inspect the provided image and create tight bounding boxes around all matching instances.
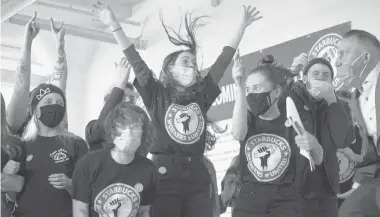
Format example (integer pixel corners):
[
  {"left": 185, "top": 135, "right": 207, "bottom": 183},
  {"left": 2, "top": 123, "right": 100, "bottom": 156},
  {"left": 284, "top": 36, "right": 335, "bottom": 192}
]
[{"left": 291, "top": 56, "right": 354, "bottom": 217}]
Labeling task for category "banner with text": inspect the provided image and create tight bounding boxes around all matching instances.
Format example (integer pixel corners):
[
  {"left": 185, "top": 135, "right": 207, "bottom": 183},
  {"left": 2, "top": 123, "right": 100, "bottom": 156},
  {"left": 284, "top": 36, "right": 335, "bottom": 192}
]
[{"left": 207, "top": 22, "right": 351, "bottom": 122}]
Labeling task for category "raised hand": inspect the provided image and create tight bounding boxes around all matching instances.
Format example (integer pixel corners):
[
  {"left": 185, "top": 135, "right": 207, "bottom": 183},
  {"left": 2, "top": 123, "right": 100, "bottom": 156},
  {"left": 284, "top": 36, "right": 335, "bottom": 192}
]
[
  {"left": 25, "top": 11, "right": 40, "bottom": 44},
  {"left": 50, "top": 18, "right": 65, "bottom": 44},
  {"left": 308, "top": 80, "right": 337, "bottom": 104},
  {"left": 91, "top": 1, "right": 120, "bottom": 30},
  {"left": 232, "top": 50, "right": 246, "bottom": 86},
  {"left": 2, "top": 160, "right": 20, "bottom": 175},
  {"left": 115, "top": 57, "right": 132, "bottom": 85},
  {"left": 290, "top": 53, "right": 308, "bottom": 75},
  {"left": 239, "top": 5, "right": 262, "bottom": 28}
]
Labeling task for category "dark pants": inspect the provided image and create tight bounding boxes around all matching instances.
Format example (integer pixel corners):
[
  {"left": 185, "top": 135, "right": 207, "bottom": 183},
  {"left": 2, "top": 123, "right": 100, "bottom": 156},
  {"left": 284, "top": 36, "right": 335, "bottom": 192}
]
[
  {"left": 150, "top": 154, "right": 212, "bottom": 217},
  {"left": 298, "top": 197, "right": 338, "bottom": 217},
  {"left": 339, "top": 181, "right": 380, "bottom": 217},
  {"left": 232, "top": 183, "right": 300, "bottom": 217}
]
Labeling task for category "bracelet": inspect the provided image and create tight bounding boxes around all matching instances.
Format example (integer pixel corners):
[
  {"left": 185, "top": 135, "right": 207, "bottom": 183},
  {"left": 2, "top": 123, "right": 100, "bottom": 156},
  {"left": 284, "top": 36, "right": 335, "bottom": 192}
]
[{"left": 112, "top": 27, "right": 122, "bottom": 32}]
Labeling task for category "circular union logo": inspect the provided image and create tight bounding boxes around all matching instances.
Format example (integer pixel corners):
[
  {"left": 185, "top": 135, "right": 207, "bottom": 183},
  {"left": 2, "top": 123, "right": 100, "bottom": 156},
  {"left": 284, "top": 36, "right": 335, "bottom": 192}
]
[
  {"left": 245, "top": 133, "right": 291, "bottom": 182},
  {"left": 308, "top": 33, "right": 342, "bottom": 77},
  {"left": 337, "top": 151, "right": 356, "bottom": 183},
  {"left": 94, "top": 183, "right": 140, "bottom": 217},
  {"left": 165, "top": 103, "right": 205, "bottom": 145}
]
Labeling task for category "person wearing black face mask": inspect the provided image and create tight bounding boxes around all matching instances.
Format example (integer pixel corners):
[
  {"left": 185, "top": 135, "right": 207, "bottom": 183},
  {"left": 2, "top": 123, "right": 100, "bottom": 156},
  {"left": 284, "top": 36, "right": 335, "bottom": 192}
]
[
  {"left": 13, "top": 83, "right": 88, "bottom": 217},
  {"left": 231, "top": 53, "right": 324, "bottom": 217}
]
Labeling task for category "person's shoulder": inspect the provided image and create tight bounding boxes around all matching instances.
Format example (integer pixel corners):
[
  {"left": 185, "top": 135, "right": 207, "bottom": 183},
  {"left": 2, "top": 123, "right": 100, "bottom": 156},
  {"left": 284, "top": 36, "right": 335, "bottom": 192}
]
[
  {"left": 76, "top": 148, "right": 109, "bottom": 166},
  {"left": 134, "top": 155, "right": 156, "bottom": 170}
]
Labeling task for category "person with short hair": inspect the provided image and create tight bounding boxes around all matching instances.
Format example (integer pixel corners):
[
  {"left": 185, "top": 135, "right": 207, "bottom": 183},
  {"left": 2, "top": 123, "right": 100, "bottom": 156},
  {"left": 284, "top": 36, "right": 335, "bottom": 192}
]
[
  {"left": 290, "top": 55, "right": 355, "bottom": 217},
  {"left": 333, "top": 29, "right": 380, "bottom": 217},
  {"left": 72, "top": 102, "right": 157, "bottom": 217}
]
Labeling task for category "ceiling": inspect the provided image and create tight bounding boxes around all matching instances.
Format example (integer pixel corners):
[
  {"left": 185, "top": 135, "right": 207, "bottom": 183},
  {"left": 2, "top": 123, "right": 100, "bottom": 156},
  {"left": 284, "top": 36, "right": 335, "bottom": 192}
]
[{"left": 0, "top": 0, "right": 151, "bottom": 85}]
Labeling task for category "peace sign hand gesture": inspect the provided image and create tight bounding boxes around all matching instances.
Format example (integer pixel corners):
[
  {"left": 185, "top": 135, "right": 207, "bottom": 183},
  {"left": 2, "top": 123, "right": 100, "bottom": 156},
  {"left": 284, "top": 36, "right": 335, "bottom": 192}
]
[
  {"left": 24, "top": 11, "right": 40, "bottom": 44},
  {"left": 91, "top": 1, "right": 120, "bottom": 30},
  {"left": 239, "top": 5, "right": 263, "bottom": 29},
  {"left": 50, "top": 18, "right": 65, "bottom": 44}
]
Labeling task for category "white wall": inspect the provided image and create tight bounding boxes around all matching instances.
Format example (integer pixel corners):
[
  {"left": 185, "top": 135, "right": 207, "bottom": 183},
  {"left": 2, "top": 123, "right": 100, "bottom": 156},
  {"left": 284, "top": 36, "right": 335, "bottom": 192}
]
[{"left": 83, "top": 0, "right": 380, "bottom": 130}]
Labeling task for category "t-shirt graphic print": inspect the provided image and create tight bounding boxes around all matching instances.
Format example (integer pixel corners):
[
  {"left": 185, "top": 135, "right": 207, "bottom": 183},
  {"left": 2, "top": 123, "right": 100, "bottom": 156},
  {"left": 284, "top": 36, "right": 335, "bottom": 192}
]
[
  {"left": 245, "top": 133, "right": 291, "bottom": 182},
  {"left": 94, "top": 183, "right": 141, "bottom": 217},
  {"left": 165, "top": 103, "right": 205, "bottom": 145}
]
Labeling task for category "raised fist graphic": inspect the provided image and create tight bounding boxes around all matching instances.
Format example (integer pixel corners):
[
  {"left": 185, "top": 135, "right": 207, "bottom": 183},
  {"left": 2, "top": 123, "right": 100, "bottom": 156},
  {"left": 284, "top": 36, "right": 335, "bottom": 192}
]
[
  {"left": 176, "top": 112, "right": 192, "bottom": 133},
  {"left": 109, "top": 198, "right": 122, "bottom": 217},
  {"left": 254, "top": 145, "right": 276, "bottom": 170}
]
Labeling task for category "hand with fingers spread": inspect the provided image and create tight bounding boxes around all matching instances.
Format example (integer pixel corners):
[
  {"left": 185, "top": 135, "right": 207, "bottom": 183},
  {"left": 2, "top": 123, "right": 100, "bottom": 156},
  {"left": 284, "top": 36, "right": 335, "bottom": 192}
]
[
  {"left": 24, "top": 11, "right": 40, "bottom": 44},
  {"left": 232, "top": 50, "right": 246, "bottom": 86},
  {"left": 309, "top": 80, "right": 337, "bottom": 104},
  {"left": 92, "top": 1, "right": 120, "bottom": 31},
  {"left": 48, "top": 173, "right": 71, "bottom": 190},
  {"left": 239, "top": 5, "right": 263, "bottom": 29},
  {"left": 114, "top": 57, "right": 132, "bottom": 86},
  {"left": 50, "top": 18, "right": 65, "bottom": 44},
  {"left": 290, "top": 53, "right": 308, "bottom": 75},
  {"left": 2, "top": 160, "right": 20, "bottom": 175}
]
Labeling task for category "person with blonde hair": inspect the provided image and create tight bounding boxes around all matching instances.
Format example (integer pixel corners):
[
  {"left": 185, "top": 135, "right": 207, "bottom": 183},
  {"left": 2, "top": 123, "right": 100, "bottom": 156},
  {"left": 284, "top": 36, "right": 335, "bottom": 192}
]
[{"left": 13, "top": 83, "right": 88, "bottom": 217}]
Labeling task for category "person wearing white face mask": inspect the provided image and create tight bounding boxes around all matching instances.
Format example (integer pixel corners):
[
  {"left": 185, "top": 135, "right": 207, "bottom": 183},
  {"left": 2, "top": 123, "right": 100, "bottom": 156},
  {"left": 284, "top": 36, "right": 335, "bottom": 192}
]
[
  {"left": 90, "top": 1, "right": 263, "bottom": 216},
  {"left": 333, "top": 30, "right": 380, "bottom": 217},
  {"left": 72, "top": 102, "right": 157, "bottom": 217}
]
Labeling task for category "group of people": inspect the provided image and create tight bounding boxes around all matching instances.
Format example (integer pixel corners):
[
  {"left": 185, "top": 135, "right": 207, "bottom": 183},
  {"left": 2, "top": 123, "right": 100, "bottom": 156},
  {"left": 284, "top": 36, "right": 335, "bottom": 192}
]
[{"left": 1, "top": 1, "right": 379, "bottom": 217}]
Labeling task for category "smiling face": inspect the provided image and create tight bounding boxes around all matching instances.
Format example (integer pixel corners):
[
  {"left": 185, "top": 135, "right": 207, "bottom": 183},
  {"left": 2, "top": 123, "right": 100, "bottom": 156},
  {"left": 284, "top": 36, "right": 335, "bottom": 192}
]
[{"left": 304, "top": 63, "right": 333, "bottom": 91}]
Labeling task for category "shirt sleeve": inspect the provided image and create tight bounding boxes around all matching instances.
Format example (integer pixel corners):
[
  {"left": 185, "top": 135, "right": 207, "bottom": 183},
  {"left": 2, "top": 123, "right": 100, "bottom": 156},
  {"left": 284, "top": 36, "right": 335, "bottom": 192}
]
[
  {"left": 204, "top": 74, "right": 222, "bottom": 111},
  {"left": 208, "top": 46, "right": 236, "bottom": 84},
  {"left": 72, "top": 155, "right": 91, "bottom": 203},
  {"left": 326, "top": 100, "right": 355, "bottom": 149},
  {"left": 140, "top": 164, "right": 157, "bottom": 206},
  {"left": 123, "top": 45, "right": 163, "bottom": 110}
]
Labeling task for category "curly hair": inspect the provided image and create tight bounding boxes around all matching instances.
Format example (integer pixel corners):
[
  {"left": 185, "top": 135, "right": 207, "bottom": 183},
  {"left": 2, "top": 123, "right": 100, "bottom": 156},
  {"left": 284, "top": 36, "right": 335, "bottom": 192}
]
[{"left": 104, "top": 102, "right": 152, "bottom": 157}]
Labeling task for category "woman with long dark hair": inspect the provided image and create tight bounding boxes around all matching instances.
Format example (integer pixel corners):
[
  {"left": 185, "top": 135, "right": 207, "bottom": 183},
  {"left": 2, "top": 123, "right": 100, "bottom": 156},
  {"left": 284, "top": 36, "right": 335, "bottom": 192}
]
[
  {"left": 1, "top": 93, "right": 25, "bottom": 217},
  {"left": 13, "top": 84, "right": 88, "bottom": 217},
  {"left": 72, "top": 102, "right": 156, "bottom": 217},
  {"left": 231, "top": 53, "right": 324, "bottom": 217},
  {"left": 91, "top": 2, "right": 261, "bottom": 216}
]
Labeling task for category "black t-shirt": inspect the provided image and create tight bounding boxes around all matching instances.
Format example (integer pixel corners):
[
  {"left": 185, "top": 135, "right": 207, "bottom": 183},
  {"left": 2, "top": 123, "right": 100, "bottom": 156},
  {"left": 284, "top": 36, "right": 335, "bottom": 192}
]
[
  {"left": 72, "top": 147, "right": 157, "bottom": 217},
  {"left": 124, "top": 45, "right": 236, "bottom": 155},
  {"left": 15, "top": 135, "right": 88, "bottom": 217},
  {"left": 240, "top": 111, "right": 297, "bottom": 185}
]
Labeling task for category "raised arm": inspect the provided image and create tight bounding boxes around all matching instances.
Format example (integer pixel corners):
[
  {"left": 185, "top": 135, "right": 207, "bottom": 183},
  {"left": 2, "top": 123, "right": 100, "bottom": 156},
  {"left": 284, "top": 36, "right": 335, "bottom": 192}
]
[
  {"left": 47, "top": 18, "right": 69, "bottom": 128},
  {"left": 85, "top": 58, "right": 131, "bottom": 147},
  {"left": 92, "top": 1, "right": 159, "bottom": 109},
  {"left": 231, "top": 51, "right": 249, "bottom": 140},
  {"left": 210, "top": 6, "right": 262, "bottom": 84},
  {"left": 7, "top": 12, "right": 39, "bottom": 134}
]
